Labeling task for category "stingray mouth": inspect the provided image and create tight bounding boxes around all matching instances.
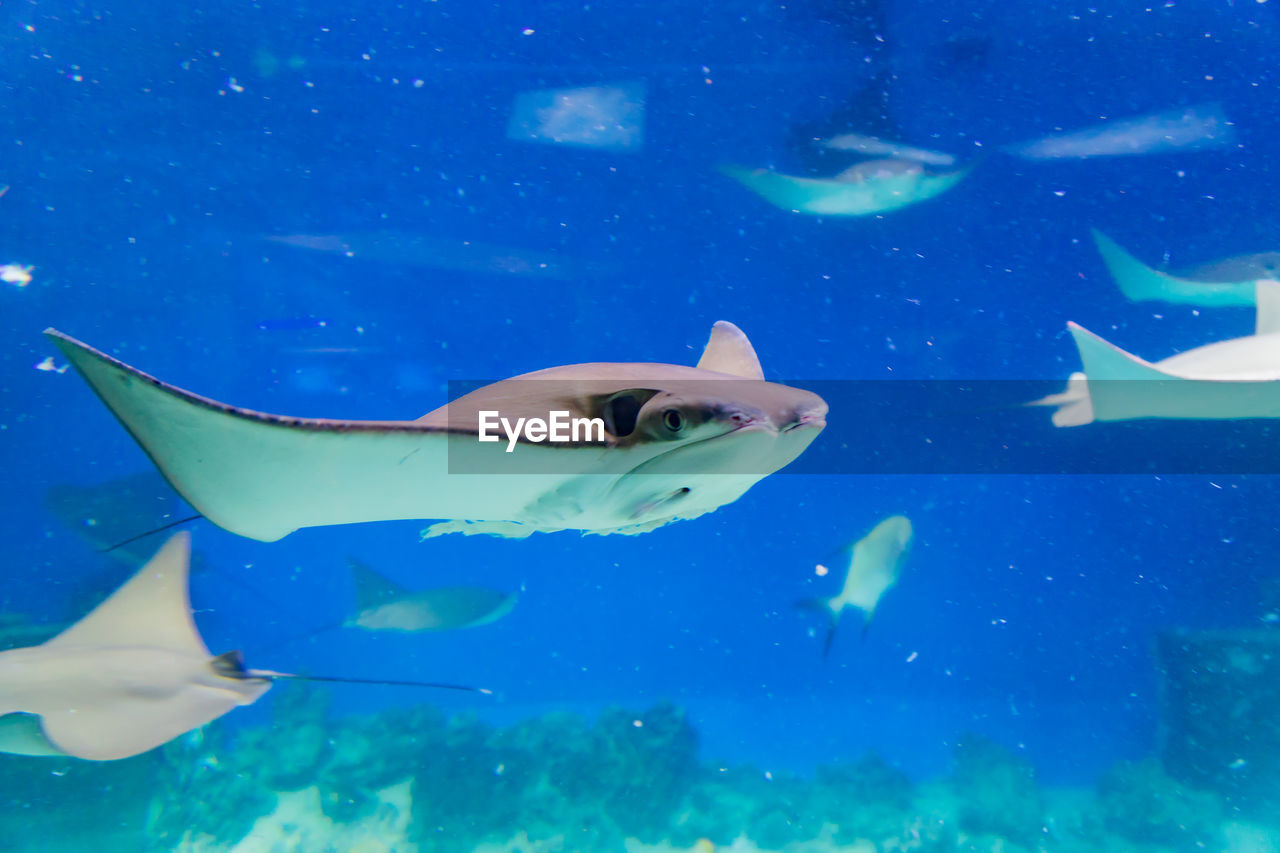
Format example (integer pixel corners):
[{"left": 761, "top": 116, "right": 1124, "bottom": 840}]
[
  {"left": 627, "top": 486, "right": 692, "bottom": 520},
  {"left": 783, "top": 411, "right": 826, "bottom": 433}
]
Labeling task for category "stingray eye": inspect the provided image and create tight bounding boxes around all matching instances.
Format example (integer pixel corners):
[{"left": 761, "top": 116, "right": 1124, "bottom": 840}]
[{"left": 663, "top": 408, "right": 684, "bottom": 432}]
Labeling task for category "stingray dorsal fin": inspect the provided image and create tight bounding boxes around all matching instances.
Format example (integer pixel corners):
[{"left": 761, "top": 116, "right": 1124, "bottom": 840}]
[
  {"left": 1255, "top": 280, "right": 1280, "bottom": 336},
  {"left": 42, "top": 531, "right": 209, "bottom": 658},
  {"left": 696, "top": 321, "right": 765, "bottom": 379},
  {"left": 348, "top": 558, "right": 408, "bottom": 610}
]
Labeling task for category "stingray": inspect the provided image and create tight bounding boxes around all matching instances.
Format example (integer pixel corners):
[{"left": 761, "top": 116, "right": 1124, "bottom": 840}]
[
  {"left": 45, "top": 470, "right": 202, "bottom": 567},
  {"left": 1008, "top": 103, "right": 1234, "bottom": 160},
  {"left": 345, "top": 559, "right": 517, "bottom": 633},
  {"left": 264, "top": 232, "right": 609, "bottom": 281},
  {"left": 798, "top": 515, "right": 913, "bottom": 656},
  {"left": 0, "top": 534, "right": 486, "bottom": 761},
  {"left": 1032, "top": 282, "right": 1280, "bottom": 426},
  {"left": 718, "top": 161, "right": 969, "bottom": 216},
  {"left": 45, "top": 322, "right": 826, "bottom": 543},
  {"left": 1091, "top": 229, "right": 1276, "bottom": 308},
  {"left": 265, "top": 559, "right": 518, "bottom": 651},
  {"left": 0, "top": 533, "right": 271, "bottom": 760}
]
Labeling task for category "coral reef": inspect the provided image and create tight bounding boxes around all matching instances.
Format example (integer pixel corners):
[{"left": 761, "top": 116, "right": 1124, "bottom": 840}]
[
  {"left": 1157, "top": 628, "right": 1280, "bottom": 817},
  {"left": 949, "top": 733, "right": 1044, "bottom": 847},
  {"left": 4, "top": 688, "right": 1280, "bottom": 851},
  {"left": 1096, "top": 759, "right": 1224, "bottom": 852}
]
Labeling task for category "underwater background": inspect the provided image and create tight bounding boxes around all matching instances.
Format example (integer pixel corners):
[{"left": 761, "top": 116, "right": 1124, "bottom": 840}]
[{"left": 3, "top": 0, "right": 1280, "bottom": 850}]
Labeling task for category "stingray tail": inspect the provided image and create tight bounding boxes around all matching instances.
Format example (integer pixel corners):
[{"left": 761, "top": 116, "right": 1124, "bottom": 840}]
[
  {"left": 215, "top": 650, "right": 490, "bottom": 693},
  {"left": 796, "top": 598, "right": 840, "bottom": 658}
]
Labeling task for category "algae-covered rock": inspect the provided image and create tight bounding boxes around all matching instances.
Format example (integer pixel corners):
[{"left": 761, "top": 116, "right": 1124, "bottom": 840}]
[
  {"left": 950, "top": 733, "right": 1044, "bottom": 846},
  {"left": 1158, "top": 628, "right": 1280, "bottom": 816},
  {"left": 317, "top": 704, "right": 446, "bottom": 823},
  {"left": 147, "top": 724, "right": 276, "bottom": 848},
  {"left": 408, "top": 701, "right": 696, "bottom": 852},
  {"left": 813, "top": 752, "right": 915, "bottom": 842},
  {"left": 594, "top": 702, "right": 699, "bottom": 841},
  {"left": 0, "top": 749, "right": 160, "bottom": 851},
  {"left": 251, "top": 682, "right": 334, "bottom": 790},
  {"left": 1097, "top": 758, "right": 1224, "bottom": 851}
]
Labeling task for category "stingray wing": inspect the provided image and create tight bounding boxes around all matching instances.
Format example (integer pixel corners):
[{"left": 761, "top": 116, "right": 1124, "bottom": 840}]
[
  {"left": 1091, "top": 229, "right": 1256, "bottom": 307},
  {"left": 43, "top": 532, "right": 207, "bottom": 656},
  {"left": 1068, "top": 323, "right": 1280, "bottom": 421},
  {"left": 46, "top": 330, "right": 598, "bottom": 542},
  {"left": 38, "top": 669, "right": 267, "bottom": 761}
]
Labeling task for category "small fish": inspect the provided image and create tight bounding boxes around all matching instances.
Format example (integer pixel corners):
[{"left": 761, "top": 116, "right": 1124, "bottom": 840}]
[
  {"left": 798, "top": 515, "right": 914, "bottom": 656},
  {"left": 1, "top": 264, "right": 33, "bottom": 287},
  {"left": 34, "top": 356, "right": 68, "bottom": 374}
]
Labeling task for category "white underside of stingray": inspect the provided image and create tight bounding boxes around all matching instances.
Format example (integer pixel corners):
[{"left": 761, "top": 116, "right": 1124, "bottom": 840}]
[
  {"left": 1034, "top": 281, "right": 1280, "bottom": 425},
  {"left": 0, "top": 533, "right": 268, "bottom": 761},
  {"left": 47, "top": 322, "right": 826, "bottom": 543},
  {"left": 718, "top": 163, "right": 969, "bottom": 216}
]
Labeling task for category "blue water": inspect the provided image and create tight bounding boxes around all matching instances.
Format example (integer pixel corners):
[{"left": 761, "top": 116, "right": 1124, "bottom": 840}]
[{"left": 3, "top": 1, "right": 1280, "bottom": 850}]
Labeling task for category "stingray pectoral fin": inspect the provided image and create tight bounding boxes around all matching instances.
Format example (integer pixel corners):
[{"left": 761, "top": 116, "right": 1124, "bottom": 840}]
[
  {"left": 0, "top": 713, "right": 67, "bottom": 757},
  {"left": 1091, "top": 229, "right": 1256, "bottom": 307},
  {"left": 45, "top": 330, "right": 527, "bottom": 542},
  {"left": 1067, "top": 322, "right": 1280, "bottom": 421},
  {"left": 38, "top": 679, "right": 264, "bottom": 761}
]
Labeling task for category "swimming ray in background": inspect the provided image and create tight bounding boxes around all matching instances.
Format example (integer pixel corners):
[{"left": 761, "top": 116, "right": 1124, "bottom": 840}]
[
  {"left": 0, "top": 533, "right": 271, "bottom": 761},
  {"left": 506, "top": 81, "right": 645, "bottom": 152},
  {"left": 798, "top": 515, "right": 914, "bottom": 657},
  {"left": 1092, "top": 229, "right": 1276, "bottom": 308},
  {"left": 345, "top": 559, "right": 518, "bottom": 633},
  {"left": 259, "top": 560, "right": 517, "bottom": 652},
  {"left": 45, "top": 471, "right": 202, "bottom": 569},
  {"left": 44, "top": 321, "right": 826, "bottom": 543},
  {"left": 1007, "top": 102, "right": 1235, "bottom": 160},
  {"left": 263, "top": 232, "right": 609, "bottom": 281},
  {"left": 719, "top": 160, "right": 970, "bottom": 216},
  {"left": 1031, "top": 282, "right": 1280, "bottom": 426}
]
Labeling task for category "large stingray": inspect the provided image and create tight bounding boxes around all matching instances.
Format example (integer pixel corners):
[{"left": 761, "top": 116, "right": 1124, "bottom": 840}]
[
  {"left": 718, "top": 161, "right": 969, "bottom": 216},
  {"left": 0, "top": 533, "right": 270, "bottom": 761},
  {"left": 1032, "top": 282, "right": 1280, "bottom": 426},
  {"left": 45, "top": 322, "right": 826, "bottom": 543},
  {"left": 799, "top": 515, "right": 914, "bottom": 656},
  {"left": 1092, "top": 229, "right": 1276, "bottom": 308}
]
